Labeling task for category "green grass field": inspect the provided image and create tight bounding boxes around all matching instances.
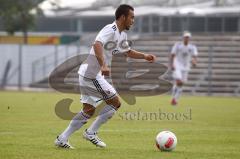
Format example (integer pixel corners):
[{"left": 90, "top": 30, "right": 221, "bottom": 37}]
[{"left": 0, "top": 91, "right": 240, "bottom": 159}]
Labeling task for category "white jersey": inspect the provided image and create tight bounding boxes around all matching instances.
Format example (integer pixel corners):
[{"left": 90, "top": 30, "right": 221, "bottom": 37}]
[
  {"left": 78, "top": 21, "right": 130, "bottom": 79},
  {"left": 171, "top": 42, "right": 198, "bottom": 71}
]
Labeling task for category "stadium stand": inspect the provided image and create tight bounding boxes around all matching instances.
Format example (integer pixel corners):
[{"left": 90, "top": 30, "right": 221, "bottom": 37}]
[
  {"left": 132, "top": 33, "right": 240, "bottom": 96},
  {"left": 30, "top": 33, "right": 240, "bottom": 96}
]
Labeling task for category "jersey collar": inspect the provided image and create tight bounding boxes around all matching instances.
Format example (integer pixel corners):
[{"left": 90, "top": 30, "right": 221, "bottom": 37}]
[{"left": 113, "top": 21, "right": 121, "bottom": 34}]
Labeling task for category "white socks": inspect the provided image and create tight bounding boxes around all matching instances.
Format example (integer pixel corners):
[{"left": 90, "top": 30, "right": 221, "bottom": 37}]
[
  {"left": 59, "top": 105, "right": 117, "bottom": 141},
  {"left": 87, "top": 105, "right": 116, "bottom": 134},
  {"left": 172, "top": 84, "right": 182, "bottom": 101},
  {"left": 59, "top": 111, "right": 90, "bottom": 141}
]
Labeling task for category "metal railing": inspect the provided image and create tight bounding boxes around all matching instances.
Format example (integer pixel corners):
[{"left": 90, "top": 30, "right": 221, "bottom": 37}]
[
  {"left": 26, "top": 34, "right": 240, "bottom": 97},
  {"left": 31, "top": 41, "right": 82, "bottom": 84}
]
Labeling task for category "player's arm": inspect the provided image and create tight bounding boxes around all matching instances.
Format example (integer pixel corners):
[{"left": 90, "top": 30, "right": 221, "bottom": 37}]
[
  {"left": 191, "top": 56, "right": 197, "bottom": 67},
  {"left": 93, "top": 25, "right": 114, "bottom": 76},
  {"left": 191, "top": 46, "right": 198, "bottom": 67},
  {"left": 170, "top": 54, "right": 175, "bottom": 71},
  {"left": 93, "top": 41, "right": 110, "bottom": 76},
  {"left": 170, "top": 43, "right": 178, "bottom": 71},
  {"left": 126, "top": 49, "right": 156, "bottom": 63}
]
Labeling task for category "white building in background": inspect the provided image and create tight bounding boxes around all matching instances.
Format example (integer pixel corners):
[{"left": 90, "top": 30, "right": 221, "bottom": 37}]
[{"left": 34, "top": 0, "right": 240, "bottom": 34}]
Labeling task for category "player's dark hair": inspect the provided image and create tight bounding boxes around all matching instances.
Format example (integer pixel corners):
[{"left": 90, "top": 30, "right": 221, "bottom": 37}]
[{"left": 115, "top": 4, "right": 134, "bottom": 20}]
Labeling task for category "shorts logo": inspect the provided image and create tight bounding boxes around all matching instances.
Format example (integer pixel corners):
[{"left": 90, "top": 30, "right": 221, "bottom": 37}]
[{"left": 106, "top": 90, "right": 110, "bottom": 94}]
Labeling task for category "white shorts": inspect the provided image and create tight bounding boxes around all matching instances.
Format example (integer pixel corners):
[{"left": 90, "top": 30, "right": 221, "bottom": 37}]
[
  {"left": 172, "top": 69, "right": 189, "bottom": 83},
  {"left": 79, "top": 75, "right": 117, "bottom": 107}
]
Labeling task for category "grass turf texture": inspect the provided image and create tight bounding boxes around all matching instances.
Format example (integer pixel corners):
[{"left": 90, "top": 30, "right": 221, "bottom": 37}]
[{"left": 0, "top": 91, "right": 240, "bottom": 159}]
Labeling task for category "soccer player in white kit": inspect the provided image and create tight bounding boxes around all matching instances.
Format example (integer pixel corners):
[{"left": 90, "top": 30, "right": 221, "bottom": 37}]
[
  {"left": 55, "top": 4, "right": 156, "bottom": 149},
  {"left": 170, "top": 31, "right": 198, "bottom": 105}
]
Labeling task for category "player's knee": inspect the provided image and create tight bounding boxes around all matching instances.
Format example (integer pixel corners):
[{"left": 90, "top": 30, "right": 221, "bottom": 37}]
[
  {"left": 110, "top": 100, "right": 121, "bottom": 110},
  {"left": 115, "top": 100, "right": 121, "bottom": 109},
  {"left": 176, "top": 80, "right": 183, "bottom": 86},
  {"left": 114, "top": 97, "right": 121, "bottom": 109},
  {"left": 83, "top": 104, "right": 95, "bottom": 117},
  {"left": 85, "top": 109, "right": 95, "bottom": 117},
  {"left": 106, "top": 96, "right": 121, "bottom": 109},
  {"left": 178, "top": 83, "right": 183, "bottom": 87}
]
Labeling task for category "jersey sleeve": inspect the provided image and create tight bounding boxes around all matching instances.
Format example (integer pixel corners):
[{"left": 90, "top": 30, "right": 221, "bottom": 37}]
[
  {"left": 192, "top": 45, "right": 198, "bottom": 56},
  {"left": 95, "top": 25, "right": 114, "bottom": 46},
  {"left": 171, "top": 43, "right": 178, "bottom": 55}
]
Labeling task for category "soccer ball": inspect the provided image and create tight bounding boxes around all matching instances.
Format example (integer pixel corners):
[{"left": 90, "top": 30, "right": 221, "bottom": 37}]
[{"left": 155, "top": 131, "right": 177, "bottom": 151}]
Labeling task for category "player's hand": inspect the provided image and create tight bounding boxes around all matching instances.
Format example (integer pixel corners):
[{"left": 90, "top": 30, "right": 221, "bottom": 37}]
[
  {"left": 144, "top": 54, "right": 156, "bottom": 63},
  {"left": 101, "top": 65, "right": 110, "bottom": 76},
  {"left": 192, "top": 58, "right": 197, "bottom": 67}
]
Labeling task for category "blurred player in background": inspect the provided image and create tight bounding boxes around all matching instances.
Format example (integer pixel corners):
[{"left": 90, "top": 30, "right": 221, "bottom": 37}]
[
  {"left": 54, "top": 4, "right": 156, "bottom": 149},
  {"left": 170, "top": 31, "right": 198, "bottom": 105}
]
